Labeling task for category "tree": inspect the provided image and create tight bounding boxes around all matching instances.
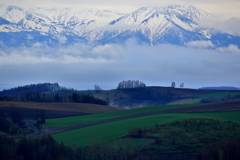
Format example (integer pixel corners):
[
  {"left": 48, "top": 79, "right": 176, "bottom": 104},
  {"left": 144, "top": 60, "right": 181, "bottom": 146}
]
[
  {"left": 117, "top": 80, "right": 146, "bottom": 89},
  {"left": 40, "top": 109, "right": 46, "bottom": 124},
  {"left": 10, "top": 107, "right": 22, "bottom": 123},
  {"left": 54, "top": 94, "right": 60, "bottom": 102},
  {"left": 171, "top": 82, "right": 176, "bottom": 88},
  {"left": 180, "top": 83, "right": 184, "bottom": 88},
  {"left": 94, "top": 84, "right": 102, "bottom": 93}
]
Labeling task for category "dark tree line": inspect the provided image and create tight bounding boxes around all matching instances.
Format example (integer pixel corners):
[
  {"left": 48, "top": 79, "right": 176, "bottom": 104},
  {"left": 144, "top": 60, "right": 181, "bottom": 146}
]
[
  {"left": 70, "top": 93, "right": 108, "bottom": 105},
  {"left": 0, "top": 96, "right": 14, "bottom": 101},
  {"left": 0, "top": 83, "right": 64, "bottom": 97},
  {"left": 0, "top": 135, "right": 136, "bottom": 160},
  {"left": 0, "top": 92, "right": 108, "bottom": 105},
  {"left": 117, "top": 80, "right": 146, "bottom": 89}
]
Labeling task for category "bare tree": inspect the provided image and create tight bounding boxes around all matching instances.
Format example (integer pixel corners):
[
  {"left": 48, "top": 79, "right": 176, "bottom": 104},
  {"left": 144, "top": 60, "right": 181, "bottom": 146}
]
[
  {"left": 180, "top": 83, "right": 184, "bottom": 88},
  {"left": 171, "top": 82, "right": 176, "bottom": 88},
  {"left": 94, "top": 84, "right": 102, "bottom": 93}
]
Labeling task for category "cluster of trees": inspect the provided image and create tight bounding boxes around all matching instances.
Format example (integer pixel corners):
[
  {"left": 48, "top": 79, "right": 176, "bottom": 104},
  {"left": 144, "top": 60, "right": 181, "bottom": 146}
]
[
  {"left": 70, "top": 93, "right": 108, "bottom": 105},
  {"left": 0, "top": 135, "right": 136, "bottom": 160},
  {"left": 0, "top": 83, "right": 108, "bottom": 105},
  {"left": 0, "top": 92, "right": 108, "bottom": 105},
  {"left": 117, "top": 80, "right": 146, "bottom": 89},
  {"left": 0, "top": 95, "right": 14, "bottom": 101},
  {"left": 0, "top": 108, "right": 22, "bottom": 135},
  {"left": 0, "top": 83, "right": 64, "bottom": 97}
]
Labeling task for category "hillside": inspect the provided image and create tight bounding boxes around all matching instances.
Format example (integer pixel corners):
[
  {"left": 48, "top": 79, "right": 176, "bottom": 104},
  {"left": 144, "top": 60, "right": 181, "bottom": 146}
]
[
  {"left": 93, "top": 87, "right": 240, "bottom": 108},
  {"left": 0, "top": 83, "right": 63, "bottom": 97}
]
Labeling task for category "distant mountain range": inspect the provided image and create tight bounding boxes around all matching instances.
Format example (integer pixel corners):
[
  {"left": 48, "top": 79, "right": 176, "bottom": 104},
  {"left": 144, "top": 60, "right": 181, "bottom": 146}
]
[{"left": 0, "top": 4, "right": 239, "bottom": 48}]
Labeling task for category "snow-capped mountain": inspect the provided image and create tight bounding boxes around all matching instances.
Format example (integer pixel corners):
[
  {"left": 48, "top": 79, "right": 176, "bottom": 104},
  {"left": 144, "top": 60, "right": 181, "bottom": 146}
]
[{"left": 0, "top": 4, "right": 239, "bottom": 48}]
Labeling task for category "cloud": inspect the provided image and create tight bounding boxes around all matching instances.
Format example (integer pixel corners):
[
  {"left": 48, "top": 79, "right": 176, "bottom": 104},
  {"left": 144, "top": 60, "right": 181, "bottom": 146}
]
[
  {"left": 185, "top": 40, "right": 214, "bottom": 48},
  {"left": 217, "top": 44, "right": 240, "bottom": 53},
  {"left": 199, "top": 17, "right": 240, "bottom": 35},
  {"left": 0, "top": 43, "right": 122, "bottom": 65},
  {"left": 1, "top": 40, "right": 240, "bottom": 91}
]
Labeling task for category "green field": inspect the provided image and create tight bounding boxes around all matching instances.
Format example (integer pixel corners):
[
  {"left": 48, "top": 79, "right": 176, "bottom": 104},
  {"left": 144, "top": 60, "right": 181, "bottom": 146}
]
[
  {"left": 44, "top": 104, "right": 203, "bottom": 128},
  {"left": 52, "top": 111, "right": 240, "bottom": 147}
]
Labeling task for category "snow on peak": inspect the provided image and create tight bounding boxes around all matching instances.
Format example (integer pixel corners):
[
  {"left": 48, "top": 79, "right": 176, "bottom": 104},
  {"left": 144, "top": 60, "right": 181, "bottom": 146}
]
[
  {"left": 0, "top": 4, "right": 237, "bottom": 48},
  {"left": 0, "top": 5, "right": 26, "bottom": 23},
  {"left": 183, "top": 5, "right": 213, "bottom": 23}
]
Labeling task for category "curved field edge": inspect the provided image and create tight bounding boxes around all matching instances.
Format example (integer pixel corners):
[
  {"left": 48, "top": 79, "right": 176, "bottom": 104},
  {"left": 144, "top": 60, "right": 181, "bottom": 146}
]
[
  {"left": 43, "top": 104, "right": 203, "bottom": 128},
  {"left": 52, "top": 111, "right": 240, "bottom": 147}
]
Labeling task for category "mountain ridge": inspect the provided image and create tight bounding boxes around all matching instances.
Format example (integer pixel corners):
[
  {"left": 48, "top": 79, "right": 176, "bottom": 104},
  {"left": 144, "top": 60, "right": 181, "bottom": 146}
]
[{"left": 0, "top": 4, "right": 239, "bottom": 48}]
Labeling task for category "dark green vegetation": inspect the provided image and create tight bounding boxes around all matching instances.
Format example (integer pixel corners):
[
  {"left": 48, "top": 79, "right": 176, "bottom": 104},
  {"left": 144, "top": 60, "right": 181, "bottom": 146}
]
[
  {"left": 0, "top": 92, "right": 108, "bottom": 105},
  {"left": 0, "top": 135, "right": 146, "bottom": 160},
  {"left": 0, "top": 83, "right": 108, "bottom": 105},
  {"left": 0, "top": 108, "right": 22, "bottom": 135},
  {"left": 0, "top": 83, "right": 63, "bottom": 97},
  {"left": 139, "top": 118, "right": 240, "bottom": 159}
]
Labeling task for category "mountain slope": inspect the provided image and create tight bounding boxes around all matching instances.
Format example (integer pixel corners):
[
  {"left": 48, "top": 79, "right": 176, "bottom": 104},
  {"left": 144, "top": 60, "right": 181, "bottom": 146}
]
[{"left": 0, "top": 4, "right": 239, "bottom": 48}]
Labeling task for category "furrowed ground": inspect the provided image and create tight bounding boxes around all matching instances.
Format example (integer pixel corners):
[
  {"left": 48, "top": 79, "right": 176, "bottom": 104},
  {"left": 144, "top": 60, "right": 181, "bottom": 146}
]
[{"left": 0, "top": 101, "right": 122, "bottom": 119}]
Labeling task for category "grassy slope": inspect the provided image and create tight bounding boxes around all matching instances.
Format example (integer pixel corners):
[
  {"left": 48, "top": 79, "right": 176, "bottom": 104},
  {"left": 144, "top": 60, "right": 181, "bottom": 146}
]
[
  {"left": 44, "top": 104, "right": 203, "bottom": 128},
  {"left": 193, "top": 92, "right": 240, "bottom": 99},
  {"left": 170, "top": 92, "right": 240, "bottom": 104},
  {"left": 141, "top": 118, "right": 240, "bottom": 157},
  {"left": 52, "top": 111, "right": 240, "bottom": 146}
]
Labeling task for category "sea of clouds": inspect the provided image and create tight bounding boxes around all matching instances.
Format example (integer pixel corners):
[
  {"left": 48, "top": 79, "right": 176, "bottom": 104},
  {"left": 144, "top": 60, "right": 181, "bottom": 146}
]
[{"left": 0, "top": 39, "right": 240, "bottom": 90}]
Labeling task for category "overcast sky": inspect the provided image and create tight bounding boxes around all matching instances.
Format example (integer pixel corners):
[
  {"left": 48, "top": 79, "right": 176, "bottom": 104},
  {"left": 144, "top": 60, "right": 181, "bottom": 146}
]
[
  {"left": 2, "top": 0, "right": 240, "bottom": 19},
  {"left": 0, "top": 0, "right": 240, "bottom": 90}
]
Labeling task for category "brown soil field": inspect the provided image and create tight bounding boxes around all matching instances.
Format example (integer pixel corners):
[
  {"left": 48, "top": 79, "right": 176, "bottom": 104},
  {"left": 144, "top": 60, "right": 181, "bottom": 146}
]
[
  {"left": 32, "top": 101, "right": 240, "bottom": 138},
  {"left": 0, "top": 101, "right": 123, "bottom": 119}
]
